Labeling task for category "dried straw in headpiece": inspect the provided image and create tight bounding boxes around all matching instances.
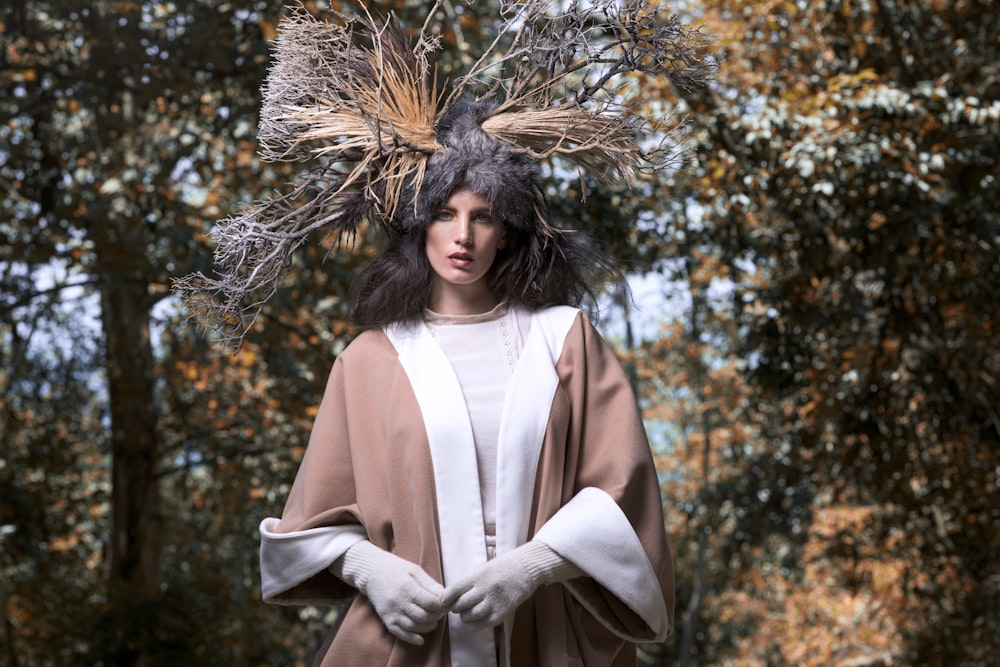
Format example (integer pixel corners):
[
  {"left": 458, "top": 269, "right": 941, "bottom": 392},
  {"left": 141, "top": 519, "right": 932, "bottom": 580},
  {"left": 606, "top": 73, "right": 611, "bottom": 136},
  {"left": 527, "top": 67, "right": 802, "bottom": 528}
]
[
  {"left": 259, "top": 5, "right": 442, "bottom": 217},
  {"left": 173, "top": 0, "right": 715, "bottom": 348}
]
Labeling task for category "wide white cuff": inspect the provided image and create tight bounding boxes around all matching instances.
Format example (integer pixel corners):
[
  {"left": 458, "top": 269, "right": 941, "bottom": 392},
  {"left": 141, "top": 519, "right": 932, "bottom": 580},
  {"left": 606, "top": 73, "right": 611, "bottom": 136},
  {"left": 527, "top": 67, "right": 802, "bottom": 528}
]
[
  {"left": 258, "top": 517, "right": 367, "bottom": 602},
  {"left": 533, "top": 487, "right": 669, "bottom": 641}
]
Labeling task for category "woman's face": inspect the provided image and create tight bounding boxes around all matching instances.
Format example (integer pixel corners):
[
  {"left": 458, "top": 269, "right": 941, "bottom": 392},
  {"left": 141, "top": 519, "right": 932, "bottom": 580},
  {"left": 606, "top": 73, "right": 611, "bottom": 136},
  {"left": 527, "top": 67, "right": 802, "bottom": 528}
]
[{"left": 425, "top": 188, "right": 507, "bottom": 314}]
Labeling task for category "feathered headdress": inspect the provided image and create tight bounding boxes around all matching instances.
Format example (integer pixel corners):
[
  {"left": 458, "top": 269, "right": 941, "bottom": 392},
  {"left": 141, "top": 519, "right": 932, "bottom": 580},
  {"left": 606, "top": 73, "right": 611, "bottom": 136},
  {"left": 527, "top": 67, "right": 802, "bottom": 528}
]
[{"left": 174, "top": 0, "right": 714, "bottom": 348}]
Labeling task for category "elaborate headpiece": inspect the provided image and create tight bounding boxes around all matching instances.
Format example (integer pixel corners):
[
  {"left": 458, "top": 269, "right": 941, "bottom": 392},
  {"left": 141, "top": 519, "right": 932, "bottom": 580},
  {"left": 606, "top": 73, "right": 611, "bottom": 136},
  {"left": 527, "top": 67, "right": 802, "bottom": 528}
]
[{"left": 174, "top": 0, "right": 714, "bottom": 347}]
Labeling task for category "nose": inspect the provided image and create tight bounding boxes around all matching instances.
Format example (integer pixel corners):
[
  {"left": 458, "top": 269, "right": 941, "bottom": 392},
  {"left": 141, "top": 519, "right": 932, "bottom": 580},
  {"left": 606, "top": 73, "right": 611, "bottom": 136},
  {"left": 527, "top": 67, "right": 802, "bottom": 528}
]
[{"left": 456, "top": 217, "right": 473, "bottom": 246}]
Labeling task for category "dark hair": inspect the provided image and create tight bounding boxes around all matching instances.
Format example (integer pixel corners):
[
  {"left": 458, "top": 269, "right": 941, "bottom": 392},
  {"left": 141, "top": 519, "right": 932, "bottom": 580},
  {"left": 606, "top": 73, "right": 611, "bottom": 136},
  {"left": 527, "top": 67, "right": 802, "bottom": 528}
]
[
  {"left": 350, "top": 97, "right": 621, "bottom": 329},
  {"left": 349, "top": 192, "right": 619, "bottom": 330},
  {"left": 349, "top": 230, "right": 432, "bottom": 329}
]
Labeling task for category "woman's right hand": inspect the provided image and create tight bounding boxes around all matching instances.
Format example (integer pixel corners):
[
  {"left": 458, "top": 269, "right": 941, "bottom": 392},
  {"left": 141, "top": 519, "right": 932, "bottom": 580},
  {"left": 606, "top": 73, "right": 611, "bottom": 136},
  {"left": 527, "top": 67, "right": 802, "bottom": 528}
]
[{"left": 331, "top": 540, "right": 447, "bottom": 645}]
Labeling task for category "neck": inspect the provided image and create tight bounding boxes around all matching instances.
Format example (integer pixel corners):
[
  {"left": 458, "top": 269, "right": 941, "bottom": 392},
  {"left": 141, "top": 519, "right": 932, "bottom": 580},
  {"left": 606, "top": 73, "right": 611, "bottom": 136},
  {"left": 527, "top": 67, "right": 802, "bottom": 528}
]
[{"left": 428, "top": 281, "right": 499, "bottom": 316}]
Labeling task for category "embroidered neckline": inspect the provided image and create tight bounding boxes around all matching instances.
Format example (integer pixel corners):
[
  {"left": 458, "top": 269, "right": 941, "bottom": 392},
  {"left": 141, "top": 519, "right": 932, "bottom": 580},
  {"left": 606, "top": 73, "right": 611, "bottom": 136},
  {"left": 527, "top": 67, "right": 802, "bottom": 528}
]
[
  {"left": 425, "top": 303, "right": 519, "bottom": 372},
  {"left": 424, "top": 301, "right": 508, "bottom": 325}
]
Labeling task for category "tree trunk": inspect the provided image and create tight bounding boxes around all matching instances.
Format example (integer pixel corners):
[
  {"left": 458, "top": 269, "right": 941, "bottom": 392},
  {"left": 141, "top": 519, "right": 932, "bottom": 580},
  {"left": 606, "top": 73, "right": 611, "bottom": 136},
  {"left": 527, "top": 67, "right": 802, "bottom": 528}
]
[
  {"left": 99, "top": 256, "right": 163, "bottom": 665},
  {"left": 678, "top": 411, "right": 713, "bottom": 667},
  {"left": 679, "top": 266, "right": 713, "bottom": 667},
  {"left": 103, "top": 271, "right": 161, "bottom": 588}
]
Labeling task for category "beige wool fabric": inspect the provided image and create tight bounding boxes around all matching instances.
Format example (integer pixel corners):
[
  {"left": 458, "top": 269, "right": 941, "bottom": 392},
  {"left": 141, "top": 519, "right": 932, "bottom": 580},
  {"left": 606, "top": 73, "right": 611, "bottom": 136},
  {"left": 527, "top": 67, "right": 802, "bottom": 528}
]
[{"left": 261, "top": 309, "right": 674, "bottom": 666}]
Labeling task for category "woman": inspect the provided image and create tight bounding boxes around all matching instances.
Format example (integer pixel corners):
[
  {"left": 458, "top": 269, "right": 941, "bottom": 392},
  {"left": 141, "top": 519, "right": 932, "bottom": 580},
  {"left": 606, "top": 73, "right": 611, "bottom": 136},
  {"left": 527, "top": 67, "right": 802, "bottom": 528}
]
[
  {"left": 170, "top": 3, "right": 712, "bottom": 663},
  {"left": 258, "top": 98, "right": 675, "bottom": 666}
]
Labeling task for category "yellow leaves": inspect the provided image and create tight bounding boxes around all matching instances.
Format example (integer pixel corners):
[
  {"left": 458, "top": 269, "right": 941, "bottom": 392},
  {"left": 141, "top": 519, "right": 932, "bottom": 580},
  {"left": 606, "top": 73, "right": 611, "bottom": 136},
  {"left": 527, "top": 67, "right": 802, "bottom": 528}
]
[
  {"left": 780, "top": 80, "right": 812, "bottom": 103},
  {"left": 719, "top": 503, "right": 912, "bottom": 665},
  {"left": 6, "top": 595, "right": 32, "bottom": 627},
  {"left": 234, "top": 349, "right": 257, "bottom": 368},
  {"left": 50, "top": 533, "right": 80, "bottom": 553},
  {"left": 235, "top": 140, "right": 259, "bottom": 168},
  {"left": 259, "top": 19, "right": 278, "bottom": 42},
  {"left": 826, "top": 67, "right": 880, "bottom": 94},
  {"left": 940, "top": 302, "right": 965, "bottom": 324},
  {"left": 756, "top": 0, "right": 799, "bottom": 20},
  {"left": 881, "top": 337, "right": 901, "bottom": 354},
  {"left": 811, "top": 505, "right": 876, "bottom": 539},
  {"left": 331, "top": 320, "right": 355, "bottom": 337},
  {"left": 108, "top": 2, "right": 140, "bottom": 13},
  {"left": 6, "top": 67, "right": 36, "bottom": 82},
  {"left": 146, "top": 3, "right": 173, "bottom": 19}
]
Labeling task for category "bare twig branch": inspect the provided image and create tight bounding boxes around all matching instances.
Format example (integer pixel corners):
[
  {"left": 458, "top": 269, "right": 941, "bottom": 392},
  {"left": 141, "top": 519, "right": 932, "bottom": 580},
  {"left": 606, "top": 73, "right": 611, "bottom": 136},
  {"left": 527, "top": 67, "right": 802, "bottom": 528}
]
[{"left": 172, "top": 0, "right": 715, "bottom": 348}]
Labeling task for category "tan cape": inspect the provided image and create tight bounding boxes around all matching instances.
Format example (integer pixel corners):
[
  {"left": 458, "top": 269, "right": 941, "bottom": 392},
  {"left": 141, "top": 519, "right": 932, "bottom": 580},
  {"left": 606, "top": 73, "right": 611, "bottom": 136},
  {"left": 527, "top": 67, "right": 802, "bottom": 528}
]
[{"left": 259, "top": 306, "right": 674, "bottom": 666}]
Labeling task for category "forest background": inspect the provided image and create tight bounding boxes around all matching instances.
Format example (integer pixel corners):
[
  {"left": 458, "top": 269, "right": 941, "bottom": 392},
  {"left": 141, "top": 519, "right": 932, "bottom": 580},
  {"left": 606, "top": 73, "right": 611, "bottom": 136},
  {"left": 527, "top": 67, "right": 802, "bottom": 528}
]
[{"left": 1, "top": 0, "right": 997, "bottom": 665}]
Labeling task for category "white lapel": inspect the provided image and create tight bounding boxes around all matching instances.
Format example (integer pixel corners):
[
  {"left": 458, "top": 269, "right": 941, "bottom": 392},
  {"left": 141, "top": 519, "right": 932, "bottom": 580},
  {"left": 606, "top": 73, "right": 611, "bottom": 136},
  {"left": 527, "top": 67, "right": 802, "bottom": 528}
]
[
  {"left": 494, "top": 306, "right": 579, "bottom": 665},
  {"left": 494, "top": 305, "right": 579, "bottom": 556},
  {"left": 384, "top": 322, "right": 494, "bottom": 666}
]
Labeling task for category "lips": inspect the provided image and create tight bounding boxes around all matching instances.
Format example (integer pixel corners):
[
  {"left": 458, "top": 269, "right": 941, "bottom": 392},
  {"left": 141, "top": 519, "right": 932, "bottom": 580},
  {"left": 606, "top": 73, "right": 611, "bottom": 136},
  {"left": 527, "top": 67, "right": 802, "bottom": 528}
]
[{"left": 448, "top": 252, "right": 473, "bottom": 264}]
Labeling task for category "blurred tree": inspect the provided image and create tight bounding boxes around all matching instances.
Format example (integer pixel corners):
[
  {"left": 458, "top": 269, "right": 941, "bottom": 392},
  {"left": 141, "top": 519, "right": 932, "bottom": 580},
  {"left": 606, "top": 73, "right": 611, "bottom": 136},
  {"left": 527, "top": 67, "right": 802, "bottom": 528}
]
[
  {"left": 645, "top": 0, "right": 1000, "bottom": 664},
  {"left": 0, "top": 0, "right": 315, "bottom": 663},
  {"left": 0, "top": 0, "right": 836, "bottom": 665},
  {"left": 0, "top": 0, "right": 535, "bottom": 664},
  {"left": 0, "top": 277, "right": 109, "bottom": 664}
]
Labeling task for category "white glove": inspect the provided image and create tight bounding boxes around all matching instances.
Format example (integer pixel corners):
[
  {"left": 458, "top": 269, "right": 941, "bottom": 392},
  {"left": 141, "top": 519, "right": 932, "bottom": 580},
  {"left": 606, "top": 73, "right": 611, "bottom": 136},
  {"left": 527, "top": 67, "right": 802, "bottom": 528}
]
[
  {"left": 442, "top": 541, "right": 582, "bottom": 631},
  {"left": 330, "top": 540, "right": 446, "bottom": 645}
]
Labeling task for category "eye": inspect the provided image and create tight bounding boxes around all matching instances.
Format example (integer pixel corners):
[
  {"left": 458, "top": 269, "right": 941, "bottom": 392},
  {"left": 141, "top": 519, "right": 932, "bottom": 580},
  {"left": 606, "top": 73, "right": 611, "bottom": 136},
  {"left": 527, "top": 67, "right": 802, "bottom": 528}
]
[
  {"left": 432, "top": 209, "right": 453, "bottom": 222},
  {"left": 473, "top": 212, "right": 496, "bottom": 225}
]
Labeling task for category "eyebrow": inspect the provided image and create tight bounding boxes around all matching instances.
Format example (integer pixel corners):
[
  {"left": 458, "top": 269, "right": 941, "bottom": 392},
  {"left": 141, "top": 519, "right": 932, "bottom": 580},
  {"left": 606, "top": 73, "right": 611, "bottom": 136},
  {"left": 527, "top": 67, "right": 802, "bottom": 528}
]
[{"left": 437, "top": 205, "right": 495, "bottom": 216}]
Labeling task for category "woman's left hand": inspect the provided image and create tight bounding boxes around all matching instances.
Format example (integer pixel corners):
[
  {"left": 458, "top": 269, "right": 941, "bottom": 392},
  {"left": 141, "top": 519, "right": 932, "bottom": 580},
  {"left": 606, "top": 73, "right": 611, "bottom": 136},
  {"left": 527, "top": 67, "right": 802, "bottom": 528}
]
[{"left": 442, "top": 547, "right": 538, "bottom": 631}]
